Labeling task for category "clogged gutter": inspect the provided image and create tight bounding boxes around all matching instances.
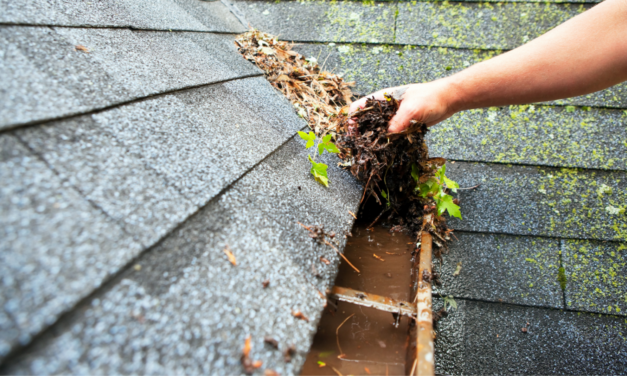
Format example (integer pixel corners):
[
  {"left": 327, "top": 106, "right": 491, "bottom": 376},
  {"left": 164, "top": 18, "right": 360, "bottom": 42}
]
[{"left": 236, "top": 30, "right": 461, "bottom": 375}]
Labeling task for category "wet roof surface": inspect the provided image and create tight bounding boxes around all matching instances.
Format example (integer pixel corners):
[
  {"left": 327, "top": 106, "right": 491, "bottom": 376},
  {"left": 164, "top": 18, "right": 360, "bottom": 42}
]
[
  {"left": 1, "top": 0, "right": 626, "bottom": 374},
  {"left": 236, "top": 0, "right": 627, "bottom": 373}
]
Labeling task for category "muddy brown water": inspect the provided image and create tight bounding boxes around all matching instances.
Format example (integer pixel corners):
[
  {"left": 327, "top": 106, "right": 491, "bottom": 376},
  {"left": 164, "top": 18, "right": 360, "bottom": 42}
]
[{"left": 301, "top": 224, "right": 415, "bottom": 376}]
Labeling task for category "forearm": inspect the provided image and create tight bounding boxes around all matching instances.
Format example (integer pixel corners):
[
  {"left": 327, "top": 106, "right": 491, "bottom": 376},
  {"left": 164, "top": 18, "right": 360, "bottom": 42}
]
[{"left": 446, "top": 0, "right": 627, "bottom": 112}]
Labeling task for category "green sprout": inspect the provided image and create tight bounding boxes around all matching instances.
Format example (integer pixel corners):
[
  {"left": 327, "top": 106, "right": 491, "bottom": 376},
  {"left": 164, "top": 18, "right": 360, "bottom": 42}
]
[
  {"left": 298, "top": 131, "right": 340, "bottom": 187},
  {"left": 415, "top": 164, "right": 462, "bottom": 219}
]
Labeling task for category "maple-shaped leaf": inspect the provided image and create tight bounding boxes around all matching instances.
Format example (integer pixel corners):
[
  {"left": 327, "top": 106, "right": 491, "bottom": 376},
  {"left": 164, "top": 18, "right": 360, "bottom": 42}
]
[
  {"left": 308, "top": 155, "right": 329, "bottom": 187},
  {"left": 418, "top": 178, "right": 439, "bottom": 198},
  {"left": 318, "top": 134, "right": 340, "bottom": 155},
  {"left": 436, "top": 165, "right": 459, "bottom": 192},
  {"left": 436, "top": 195, "right": 462, "bottom": 219},
  {"left": 298, "top": 131, "right": 316, "bottom": 149}
]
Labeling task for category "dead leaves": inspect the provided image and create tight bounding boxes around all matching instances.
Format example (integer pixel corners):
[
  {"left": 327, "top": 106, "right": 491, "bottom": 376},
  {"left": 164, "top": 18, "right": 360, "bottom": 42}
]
[
  {"left": 235, "top": 30, "right": 354, "bottom": 135},
  {"left": 223, "top": 245, "right": 237, "bottom": 266},
  {"left": 292, "top": 310, "right": 309, "bottom": 322},
  {"left": 74, "top": 45, "right": 89, "bottom": 53},
  {"left": 241, "top": 336, "right": 263, "bottom": 375}
]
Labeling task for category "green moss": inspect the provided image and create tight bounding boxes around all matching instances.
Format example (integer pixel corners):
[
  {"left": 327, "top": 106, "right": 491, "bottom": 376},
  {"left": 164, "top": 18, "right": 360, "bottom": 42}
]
[
  {"left": 396, "top": 1, "right": 588, "bottom": 49},
  {"left": 563, "top": 240, "right": 627, "bottom": 316},
  {"left": 323, "top": 0, "right": 395, "bottom": 43},
  {"left": 558, "top": 266, "right": 567, "bottom": 291}
]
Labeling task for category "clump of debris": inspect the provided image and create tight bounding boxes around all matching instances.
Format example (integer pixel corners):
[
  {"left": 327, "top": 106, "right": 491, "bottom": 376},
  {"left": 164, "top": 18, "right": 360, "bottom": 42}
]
[
  {"left": 235, "top": 30, "right": 454, "bottom": 249},
  {"left": 337, "top": 96, "right": 454, "bottom": 250}
]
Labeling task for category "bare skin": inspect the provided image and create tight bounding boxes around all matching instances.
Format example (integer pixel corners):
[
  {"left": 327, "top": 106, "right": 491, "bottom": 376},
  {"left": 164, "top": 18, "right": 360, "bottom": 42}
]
[{"left": 349, "top": 0, "right": 627, "bottom": 133}]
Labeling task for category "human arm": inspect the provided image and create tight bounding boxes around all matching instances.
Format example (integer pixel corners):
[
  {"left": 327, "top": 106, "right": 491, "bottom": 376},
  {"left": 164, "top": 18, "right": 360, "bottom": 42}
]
[{"left": 349, "top": 0, "right": 627, "bottom": 133}]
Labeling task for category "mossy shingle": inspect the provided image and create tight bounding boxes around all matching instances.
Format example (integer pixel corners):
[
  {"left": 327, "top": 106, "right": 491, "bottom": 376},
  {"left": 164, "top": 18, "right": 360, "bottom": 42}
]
[
  {"left": 562, "top": 239, "right": 627, "bottom": 316},
  {"left": 396, "top": 1, "right": 588, "bottom": 49},
  {"left": 429, "top": 105, "right": 627, "bottom": 171},
  {"left": 236, "top": 0, "right": 396, "bottom": 43},
  {"left": 447, "top": 162, "right": 627, "bottom": 241},
  {"left": 434, "top": 232, "right": 563, "bottom": 308}
]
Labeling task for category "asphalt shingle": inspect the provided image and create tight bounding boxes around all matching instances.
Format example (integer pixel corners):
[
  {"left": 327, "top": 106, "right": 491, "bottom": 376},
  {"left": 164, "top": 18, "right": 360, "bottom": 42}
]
[
  {"left": 0, "top": 133, "right": 142, "bottom": 363},
  {"left": 562, "top": 239, "right": 627, "bottom": 316},
  {"left": 2, "top": 138, "right": 361, "bottom": 375},
  {"left": 236, "top": 0, "right": 396, "bottom": 44},
  {"left": 16, "top": 116, "right": 196, "bottom": 248},
  {"left": 0, "top": 27, "right": 260, "bottom": 131},
  {"left": 434, "top": 232, "right": 563, "bottom": 308},
  {"left": 446, "top": 162, "right": 627, "bottom": 241},
  {"left": 0, "top": 0, "right": 244, "bottom": 32},
  {"left": 396, "top": 1, "right": 587, "bottom": 49},
  {"left": 434, "top": 298, "right": 627, "bottom": 375},
  {"left": 293, "top": 43, "right": 627, "bottom": 109}
]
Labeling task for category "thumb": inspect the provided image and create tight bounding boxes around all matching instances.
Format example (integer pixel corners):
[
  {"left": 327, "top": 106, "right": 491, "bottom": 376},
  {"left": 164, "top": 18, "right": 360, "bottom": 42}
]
[{"left": 387, "top": 103, "right": 414, "bottom": 133}]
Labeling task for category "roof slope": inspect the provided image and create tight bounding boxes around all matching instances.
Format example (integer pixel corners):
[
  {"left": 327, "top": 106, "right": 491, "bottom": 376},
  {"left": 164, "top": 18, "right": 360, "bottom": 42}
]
[
  {"left": 0, "top": 0, "right": 362, "bottom": 373},
  {"left": 237, "top": 0, "right": 627, "bottom": 374}
]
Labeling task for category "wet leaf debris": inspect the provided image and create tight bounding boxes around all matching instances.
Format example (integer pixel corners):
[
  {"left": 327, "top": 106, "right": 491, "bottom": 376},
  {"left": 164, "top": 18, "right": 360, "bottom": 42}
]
[
  {"left": 337, "top": 95, "right": 458, "bottom": 248},
  {"left": 237, "top": 29, "right": 459, "bottom": 259}
]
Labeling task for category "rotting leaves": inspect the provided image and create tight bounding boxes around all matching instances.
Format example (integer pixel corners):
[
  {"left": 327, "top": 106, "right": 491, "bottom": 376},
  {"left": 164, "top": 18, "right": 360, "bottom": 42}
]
[
  {"left": 336, "top": 94, "right": 457, "bottom": 257},
  {"left": 223, "top": 245, "right": 237, "bottom": 266},
  {"left": 241, "top": 335, "right": 263, "bottom": 375}
]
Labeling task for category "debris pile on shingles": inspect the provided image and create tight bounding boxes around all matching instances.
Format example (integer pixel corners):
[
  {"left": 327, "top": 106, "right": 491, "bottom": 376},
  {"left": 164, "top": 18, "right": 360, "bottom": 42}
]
[
  {"left": 336, "top": 96, "right": 453, "bottom": 251},
  {"left": 235, "top": 30, "right": 354, "bottom": 135},
  {"left": 235, "top": 30, "right": 453, "bottom": 250}
]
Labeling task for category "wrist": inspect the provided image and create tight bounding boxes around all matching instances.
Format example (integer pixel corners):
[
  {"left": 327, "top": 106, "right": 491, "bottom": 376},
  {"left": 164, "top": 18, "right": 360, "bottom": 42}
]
[{"left": 438, "top": 74, "right": 468, "bottom": 114}]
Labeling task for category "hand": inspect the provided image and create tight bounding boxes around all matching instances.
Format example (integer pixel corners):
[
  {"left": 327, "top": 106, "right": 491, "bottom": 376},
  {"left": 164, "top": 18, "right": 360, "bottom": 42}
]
[{"left": 348, "top": 80, "right": 458, "bottom": 133}]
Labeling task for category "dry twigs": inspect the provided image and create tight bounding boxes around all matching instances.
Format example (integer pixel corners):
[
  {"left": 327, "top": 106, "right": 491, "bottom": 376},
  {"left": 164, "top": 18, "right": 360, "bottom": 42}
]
[
  {"left": 297, "top": 222, "right": 360, "bottom": 273},
  {"left": 235, "top": 30, "right": 354, "bottom": 135}
]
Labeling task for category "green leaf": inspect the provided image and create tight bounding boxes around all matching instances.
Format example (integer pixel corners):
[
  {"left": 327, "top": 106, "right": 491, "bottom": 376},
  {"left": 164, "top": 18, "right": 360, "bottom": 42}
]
[
  {"left": 324, "top": 142, "right": 340, "bottom": 153},
  {"left": 308, "top": 155, "right": 329, "bottom": 187},
  {"left": 318, "top": 143, "right": 325, "bottom": 155},
  {"left": 442, "top": 176, "right": 459, "bottom": 192},
  {"left": 318, "top": 134, "right": 340, "bottom": 155},
  {"left": 436, "top": 164, "right": 459, "bottom": 192},
  {"left": 380, "top": 190, "right": 388, "bottom": 199},
  {"left": 436, "top": 195, "right": 462, "bottom": 219},
  {"left": 411, "top": 163, "right": 420, "bottom": 182},
  {"left": 444, "top": 296, "right": 457, "bottom": 311},
  {"left": 298, "top": 131, "right": 316, "bottom": 149},
  {"left": 418, "top": 178, "right": 439, "bottom": 198}
]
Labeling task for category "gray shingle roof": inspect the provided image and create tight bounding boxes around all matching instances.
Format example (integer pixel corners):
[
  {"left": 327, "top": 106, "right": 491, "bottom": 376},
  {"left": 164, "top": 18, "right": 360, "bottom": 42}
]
[
  {"left": 0, "top": 0, "right": 362, "bottom": 373},
  {"left": 237, "top": 0, "right": 627, "bottom": 374}
]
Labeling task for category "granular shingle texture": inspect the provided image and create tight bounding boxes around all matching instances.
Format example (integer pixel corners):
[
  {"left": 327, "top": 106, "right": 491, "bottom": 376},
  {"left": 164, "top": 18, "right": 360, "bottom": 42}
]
[
  {"left": 434, "top": 232, "right": 563, "bottom": 308},
  {"left": 0, "top": 27, "right": 260, "bottom": 130},
  {"left": 434, "top": 298, "right": 627, "bottom": 375},
  {"left": 0, "top": 0, "right": 245, "bottom": 32},
  {"left": 0, "top": 133, "right": 142, "bottom": 362},
  {"left": 446, "top": 162, "right": 627, "bottom": 241},
  {"left": 236, "top": 0, "right": 396, "bottom": 43},
  {"left": 396, "top": 1, "right": 587, "bottom": 49},
  {"left": 3, "top": 138, "right": 361, "bottom": 375},
  {"left": 562, "top": 239, "right": 627, "bottom": 316}
]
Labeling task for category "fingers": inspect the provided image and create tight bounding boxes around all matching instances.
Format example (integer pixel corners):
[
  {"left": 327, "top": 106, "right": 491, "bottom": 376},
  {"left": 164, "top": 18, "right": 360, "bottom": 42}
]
[
  {"left": 348, "top": 88, "right": 392, "bottom": 114},
  {"left": 387, "top": 103, "right": 415, "bottom": 133}
]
